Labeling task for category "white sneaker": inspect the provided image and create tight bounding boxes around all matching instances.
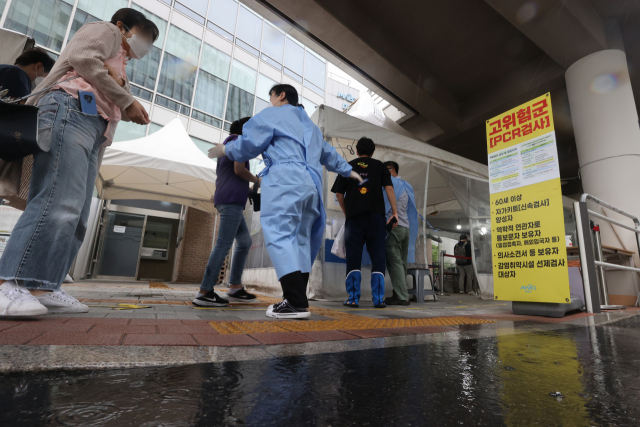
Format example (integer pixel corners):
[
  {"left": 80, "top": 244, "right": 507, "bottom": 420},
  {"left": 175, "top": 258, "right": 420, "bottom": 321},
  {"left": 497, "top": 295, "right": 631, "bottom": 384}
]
[
  {"left": 36, "top": 289, "right": 89, "bottom": 313},
  {"left": 0, "top": 282, "right": 48, "bottom": 317}
]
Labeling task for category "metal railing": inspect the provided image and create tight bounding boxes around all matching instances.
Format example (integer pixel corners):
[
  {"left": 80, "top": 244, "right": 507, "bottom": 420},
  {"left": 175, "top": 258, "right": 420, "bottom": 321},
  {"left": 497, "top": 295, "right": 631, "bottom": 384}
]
[{"left": 574, "top": 194, "right": 640, "bottom": 313}]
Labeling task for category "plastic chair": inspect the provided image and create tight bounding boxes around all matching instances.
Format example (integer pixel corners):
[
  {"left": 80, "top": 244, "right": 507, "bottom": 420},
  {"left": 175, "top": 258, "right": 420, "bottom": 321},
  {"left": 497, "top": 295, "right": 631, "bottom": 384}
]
[{"left": 406, "top": 269, "right": 436, "bottom": 303}]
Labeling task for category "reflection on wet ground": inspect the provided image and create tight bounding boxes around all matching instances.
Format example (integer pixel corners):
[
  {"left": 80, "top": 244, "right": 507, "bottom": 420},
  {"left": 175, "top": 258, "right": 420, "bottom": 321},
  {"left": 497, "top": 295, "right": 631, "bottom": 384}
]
[{"left": 3, "top": 319, "right": 640, "bottom": 426}]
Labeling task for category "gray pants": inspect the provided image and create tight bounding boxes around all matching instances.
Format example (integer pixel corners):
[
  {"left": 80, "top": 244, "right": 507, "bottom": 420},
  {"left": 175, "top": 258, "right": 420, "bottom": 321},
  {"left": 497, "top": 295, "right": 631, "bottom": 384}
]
[{"left": 457, "top": 264, "right": 477, "bottom": 293}]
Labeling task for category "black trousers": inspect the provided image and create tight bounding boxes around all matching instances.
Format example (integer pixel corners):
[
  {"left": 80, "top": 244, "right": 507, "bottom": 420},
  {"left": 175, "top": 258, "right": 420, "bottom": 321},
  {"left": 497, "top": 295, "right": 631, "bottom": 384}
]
[{"left": 281, "top": 271, "right": 310, "bottom": 308}]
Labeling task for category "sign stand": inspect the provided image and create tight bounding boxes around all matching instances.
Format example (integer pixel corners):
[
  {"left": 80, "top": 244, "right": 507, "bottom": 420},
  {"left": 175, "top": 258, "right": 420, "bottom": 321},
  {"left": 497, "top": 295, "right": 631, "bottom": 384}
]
[{"left": 487, "top": 93, "right": 575, "bottom": 316}]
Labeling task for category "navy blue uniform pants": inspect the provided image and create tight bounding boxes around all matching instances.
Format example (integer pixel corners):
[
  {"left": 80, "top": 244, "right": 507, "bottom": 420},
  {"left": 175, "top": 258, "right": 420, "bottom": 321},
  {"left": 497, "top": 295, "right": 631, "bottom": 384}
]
[{"left": 344, "top": 212, "right": 386, "bottom": 305}]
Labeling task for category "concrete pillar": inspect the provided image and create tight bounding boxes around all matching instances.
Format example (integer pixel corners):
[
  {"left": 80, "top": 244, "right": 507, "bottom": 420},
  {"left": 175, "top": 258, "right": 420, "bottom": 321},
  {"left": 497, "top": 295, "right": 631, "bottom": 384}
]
[{"left": 565, "top": 49, "right": 640, "bottom": 304}]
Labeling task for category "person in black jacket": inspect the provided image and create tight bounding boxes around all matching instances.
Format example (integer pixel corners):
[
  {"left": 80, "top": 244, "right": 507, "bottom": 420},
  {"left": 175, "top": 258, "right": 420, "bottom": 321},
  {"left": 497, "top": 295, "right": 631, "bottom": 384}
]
[{"left": 454, "top": 235, "right": 477, "bottom": 294}]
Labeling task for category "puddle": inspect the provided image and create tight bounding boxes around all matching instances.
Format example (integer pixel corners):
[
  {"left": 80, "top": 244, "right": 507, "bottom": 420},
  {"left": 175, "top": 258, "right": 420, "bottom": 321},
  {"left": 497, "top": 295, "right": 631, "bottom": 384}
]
[{"left": 1, "top": 322, "right": 640, "bottom": 426}]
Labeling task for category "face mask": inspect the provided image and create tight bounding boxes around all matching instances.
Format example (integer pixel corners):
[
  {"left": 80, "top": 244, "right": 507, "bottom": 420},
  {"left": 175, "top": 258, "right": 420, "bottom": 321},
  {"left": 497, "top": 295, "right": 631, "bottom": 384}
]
[
  {"left": 31, "top": 68, "right": 44, "bottom": 90},
  {"left": 123, "top": 25, "right": 151, "bottom": 59}
]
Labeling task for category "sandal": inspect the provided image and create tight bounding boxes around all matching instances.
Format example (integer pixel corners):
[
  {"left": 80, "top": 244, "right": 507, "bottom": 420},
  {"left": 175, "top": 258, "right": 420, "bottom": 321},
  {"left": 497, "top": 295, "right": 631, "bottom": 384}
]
[{"left": 343, "top": 300, "right": 359, "bottom": 308}]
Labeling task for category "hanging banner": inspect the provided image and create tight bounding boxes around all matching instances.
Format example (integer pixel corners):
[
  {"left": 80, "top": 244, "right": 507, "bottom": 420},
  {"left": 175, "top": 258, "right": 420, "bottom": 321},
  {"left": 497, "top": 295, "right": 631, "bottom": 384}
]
[{"left": 486, "top": 93, "right": 570, "bottom": 303}]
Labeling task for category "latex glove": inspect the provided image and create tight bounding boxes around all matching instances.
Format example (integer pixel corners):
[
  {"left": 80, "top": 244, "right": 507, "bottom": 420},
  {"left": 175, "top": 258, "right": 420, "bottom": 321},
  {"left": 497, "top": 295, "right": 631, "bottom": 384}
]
[
  {"left": 349, "top": 171, "right": 364, "bottom": 184},
  {"left": 208, "top": 144, "right": 226, "bottom": 159}
]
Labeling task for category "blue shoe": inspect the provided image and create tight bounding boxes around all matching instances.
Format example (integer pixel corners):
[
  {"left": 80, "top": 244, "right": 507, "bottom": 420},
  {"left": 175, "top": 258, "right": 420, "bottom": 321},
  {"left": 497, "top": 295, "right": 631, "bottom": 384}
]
[
  {"left": 371, "top": 272, "right": 386, "bottom": 306},
  {"left": 345, "top": 270, "right": 361, "bottom": 306}
]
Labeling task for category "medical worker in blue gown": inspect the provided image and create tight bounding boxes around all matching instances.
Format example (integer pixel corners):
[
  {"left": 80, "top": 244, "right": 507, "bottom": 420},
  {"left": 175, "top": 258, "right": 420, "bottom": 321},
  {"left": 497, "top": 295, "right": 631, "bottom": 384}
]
[{"left": 208, "top": 84, "right": 361, "bottom": 319}]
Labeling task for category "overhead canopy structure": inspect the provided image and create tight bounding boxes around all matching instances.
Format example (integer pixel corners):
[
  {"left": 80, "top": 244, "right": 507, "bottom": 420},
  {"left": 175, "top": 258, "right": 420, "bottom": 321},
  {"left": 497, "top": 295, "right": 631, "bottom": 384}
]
[{"left": 97, "top": 118, "right": 218, "bottom": 213}]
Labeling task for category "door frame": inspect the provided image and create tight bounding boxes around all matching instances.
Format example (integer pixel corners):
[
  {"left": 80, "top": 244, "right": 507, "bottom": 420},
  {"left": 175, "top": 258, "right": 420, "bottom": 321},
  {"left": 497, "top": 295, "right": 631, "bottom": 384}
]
[{"left": 92, "top": 202, "right": 181, "bottom": 281}]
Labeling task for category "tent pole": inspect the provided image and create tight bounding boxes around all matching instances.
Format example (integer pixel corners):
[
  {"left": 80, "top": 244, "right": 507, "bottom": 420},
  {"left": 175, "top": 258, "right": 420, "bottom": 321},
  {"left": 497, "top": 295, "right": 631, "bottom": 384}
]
[{"left": 424, "top": 162, "right": 430, "bottom": 269}]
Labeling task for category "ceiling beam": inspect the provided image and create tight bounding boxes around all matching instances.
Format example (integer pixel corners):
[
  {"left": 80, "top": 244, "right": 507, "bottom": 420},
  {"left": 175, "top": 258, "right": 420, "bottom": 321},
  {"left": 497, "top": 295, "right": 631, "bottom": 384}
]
[
  {"left": 484, "top": 0, "right": 608, "bottom": 68},
  {"left": 256, "top": 0, "right": 462, "bottom": 132}
]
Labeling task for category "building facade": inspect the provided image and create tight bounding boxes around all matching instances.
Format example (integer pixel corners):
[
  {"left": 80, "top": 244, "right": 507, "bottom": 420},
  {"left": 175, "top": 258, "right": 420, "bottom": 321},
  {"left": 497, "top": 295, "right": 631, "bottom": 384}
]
[{"left": 0, "top": 0, "right": 338, "bottom": 153}]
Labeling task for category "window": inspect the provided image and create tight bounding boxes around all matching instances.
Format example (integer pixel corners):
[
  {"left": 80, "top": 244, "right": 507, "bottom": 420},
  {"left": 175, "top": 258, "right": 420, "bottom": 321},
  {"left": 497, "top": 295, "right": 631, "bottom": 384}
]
[
  {"left": 132, "top": 3, "right": 168, "bottom": 46},
  {"left": 225, "top": 85, "right": 254, "bottom": 123},
  {"left": 193, "top": 71, "right": 227, "bottom": 119},
  {"left": 0, "top": 1, "right": 6, "bottom": 21},
  {"left": 113, "top": 121, "right": 147, "bottom": 142},
  {"left": 155, "top": 95, "right": 190, "bottom": 115},
  {"left": 126, "top": 4, "right": 168, "bottom": 91},
  {"left": 207, "top": 0, "right": 237, "bottom": 41},
  {"left": 199, "top": 43, "right": 231, "bottom": 81},
  {"left": 157, "top": 25, "right": 201, "bottom": 104},
  {"left": 235, "top": 6, "right": 262, "bottom": 56},
  {"left": 193, "top": 43, "right": 230, "bottom": 119},
  {"left": 256, "top": 74, "right": 276, "bottom": 101},
  {"left": 261, "top": 23, "right": 284, "bottom": 69},
  {"left": 229, "top": 60, "right": 256, "bottom": 94},
  {"left": 159, "top": 0, "right": 172, "bottom": 4},
  {"left": 164, "top": 25, "right": 201, "bottom": 64},
  {"left": 283, "top": 37, "right": 304, "bottom": 83},
  {"left": 179, "top": 0, "right": 209, "bottom": 17},
  {"left": 130, "top": 84, "right": 153, "bottom": 101},
  {"left": 226, "top": 60, "right": 257, "bottom": 122},
  {"left": 300, "top": 97, "right": 318, "bottom": 116},
  {"left": 191, "top": 136, "right": 215, "bottom": 156},
  {"left": 254, "top": 97, "right": 269, "bottom": 115},
  {"left": 303, "top": 50, "right": 326, "bottom": 95},
  {"left": 192, "top": 110, "right": 222, "bottom": 128},
  {"left": 3, "top": 0, "right": 73, "bottom": 52},
  {"left": 174, "top": 1, "right": 206, "bottom": 25},
  {"left": 68, "top": 0, "right": 128, "bottom": 41}
]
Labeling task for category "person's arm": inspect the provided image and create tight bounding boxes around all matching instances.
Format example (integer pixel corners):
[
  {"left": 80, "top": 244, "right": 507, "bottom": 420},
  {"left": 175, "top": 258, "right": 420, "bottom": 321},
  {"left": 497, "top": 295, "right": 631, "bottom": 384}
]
[
  {"left": 224, "top": 116, "right": 274, "bottom": 163},
  {"left": 234, "top": 161, "right": 259, "bottom": 183},
  {"left": 384, "top": 185, "right": 399, "bottom": 225},
  {"left": 320, "top": 138, "right": 352, "bottom": 177}
]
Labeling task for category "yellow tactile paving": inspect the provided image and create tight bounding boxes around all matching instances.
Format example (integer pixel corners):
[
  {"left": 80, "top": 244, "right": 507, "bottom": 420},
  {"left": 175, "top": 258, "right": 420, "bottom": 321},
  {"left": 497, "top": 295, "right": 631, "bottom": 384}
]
[
  {"left": 149, "top": 282, "right": 171, "bottom": 289},
  {"left": 209, "top": 316, "right": 494, "bottom": 334}
]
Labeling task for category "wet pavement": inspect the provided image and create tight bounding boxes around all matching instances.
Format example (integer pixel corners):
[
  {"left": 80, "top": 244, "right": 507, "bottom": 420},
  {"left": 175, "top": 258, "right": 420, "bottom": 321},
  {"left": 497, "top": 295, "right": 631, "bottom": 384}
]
[{"left": 2, "top": 314, "right": 640, "bottom": 426}]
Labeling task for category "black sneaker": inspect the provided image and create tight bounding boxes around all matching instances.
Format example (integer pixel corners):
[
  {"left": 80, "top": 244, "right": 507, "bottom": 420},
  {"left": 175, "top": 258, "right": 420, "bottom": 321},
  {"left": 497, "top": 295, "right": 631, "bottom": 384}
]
[
  {"left": 226, "top": 288, "right": 258, "bottom": 302},
  {"left": 385, "top": 295, "right": 410, "bottom": 306},
  {"left": 266, "top": 299, "right": 310, "bottom": 319},
  {"left": 192, "top": 291, "right": 229, "bottom": 307},
  {"left": 374, "top": 302, "right": 387, "bottom": 309}
]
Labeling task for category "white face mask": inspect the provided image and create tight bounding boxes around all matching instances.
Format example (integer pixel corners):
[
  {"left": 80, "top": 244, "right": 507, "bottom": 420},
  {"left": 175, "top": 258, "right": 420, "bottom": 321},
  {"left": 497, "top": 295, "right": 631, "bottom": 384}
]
[
  {"left": 31, "top": 67, "right": 44, "bottom": 90},
  {"left": 123, "top": 25, "right": 152, "bottom": 60}
]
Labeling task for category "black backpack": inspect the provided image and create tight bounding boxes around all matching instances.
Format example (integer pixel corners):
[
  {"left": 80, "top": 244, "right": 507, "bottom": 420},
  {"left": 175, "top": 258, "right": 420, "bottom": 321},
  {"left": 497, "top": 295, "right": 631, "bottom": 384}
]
[{"left": 454, "top": 242, "right": 467, "bottom": 265}]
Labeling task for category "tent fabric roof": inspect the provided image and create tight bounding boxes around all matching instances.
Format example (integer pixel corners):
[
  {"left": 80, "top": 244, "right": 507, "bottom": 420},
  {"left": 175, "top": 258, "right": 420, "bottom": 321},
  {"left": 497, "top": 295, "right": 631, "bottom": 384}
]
[
  {"left": 97, "top": 118, "right": 218, "bottom": 213},
  {"left": 312, "top": 105, "right": 488, "bottom": 180}
]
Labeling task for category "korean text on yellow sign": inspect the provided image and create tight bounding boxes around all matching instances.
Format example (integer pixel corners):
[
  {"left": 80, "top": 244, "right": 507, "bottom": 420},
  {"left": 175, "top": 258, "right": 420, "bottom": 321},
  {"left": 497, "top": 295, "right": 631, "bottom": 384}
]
[{"left": 486, "top": 93, "right": 570, "bottom": 303}]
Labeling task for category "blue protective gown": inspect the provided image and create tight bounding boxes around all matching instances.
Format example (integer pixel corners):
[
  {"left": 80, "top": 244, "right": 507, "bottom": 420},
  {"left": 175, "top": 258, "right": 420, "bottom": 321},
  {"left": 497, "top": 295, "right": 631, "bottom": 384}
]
[
  {"left": 383, "top": 176, "right": 419, "bottom": 263},
  {"left": 225, "top": 105, "right": 353, "bottom": 279}
]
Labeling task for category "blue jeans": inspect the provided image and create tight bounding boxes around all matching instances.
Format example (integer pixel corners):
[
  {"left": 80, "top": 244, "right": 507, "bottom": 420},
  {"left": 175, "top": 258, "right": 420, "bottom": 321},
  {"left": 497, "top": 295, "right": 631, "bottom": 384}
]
[
  {"left": 200, "top": 203, "right": 252, "bottom": 292},
  {"left": 0, "top": 91, "right": 107, "bottom": 290}
]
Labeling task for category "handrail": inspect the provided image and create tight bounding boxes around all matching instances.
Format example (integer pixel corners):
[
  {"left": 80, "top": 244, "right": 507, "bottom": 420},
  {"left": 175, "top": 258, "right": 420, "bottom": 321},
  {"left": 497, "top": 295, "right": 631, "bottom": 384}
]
[
  {"left": 575, "top": 193, "right": 640, "bottom": 312},
  {"left": 580, "top": 193, "right": 640, "bottom": 227}
]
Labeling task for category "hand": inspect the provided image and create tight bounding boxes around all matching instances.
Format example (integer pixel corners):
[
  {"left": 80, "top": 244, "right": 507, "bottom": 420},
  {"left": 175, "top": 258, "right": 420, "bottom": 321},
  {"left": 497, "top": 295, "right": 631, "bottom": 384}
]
[
  {"left": 387, "top": 214, "right": 399, "bottom": 229},
  {"left": 104, "top": 65, "right": 125, "bottom": 87},
  {"left": 125, "top": 100, "right": 150, "bottom": 125},
  {"left": 253, "top": 176, "right": 262, "bottom": 188},
  {"left": 208, "top": 144, "right": 226, "bottom": 159},
  {"left": 349, "top": 171, "right": 364, "bottom": 184}
]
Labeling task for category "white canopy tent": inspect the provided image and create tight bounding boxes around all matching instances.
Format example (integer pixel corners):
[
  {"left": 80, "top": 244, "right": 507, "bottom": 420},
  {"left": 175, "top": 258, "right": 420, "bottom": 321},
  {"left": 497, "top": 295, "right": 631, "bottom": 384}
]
[
  {"left": 310, "top": 105, "right": 494, "bottom": 300},
  {"left": 97, "top": 118, "right": 218, "bottom": 213}
]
